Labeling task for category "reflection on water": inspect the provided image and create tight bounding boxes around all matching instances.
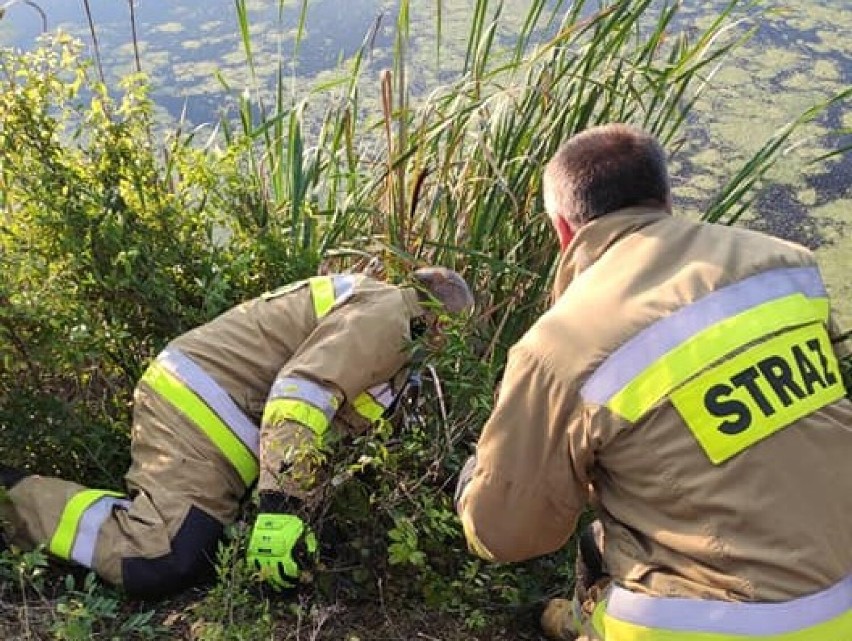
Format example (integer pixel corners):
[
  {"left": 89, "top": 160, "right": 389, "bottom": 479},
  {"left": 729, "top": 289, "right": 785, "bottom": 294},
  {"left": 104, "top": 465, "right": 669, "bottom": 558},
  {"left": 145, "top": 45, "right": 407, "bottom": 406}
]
[{"left": 1, "top": 0, "right": 850, "bottom": 324}]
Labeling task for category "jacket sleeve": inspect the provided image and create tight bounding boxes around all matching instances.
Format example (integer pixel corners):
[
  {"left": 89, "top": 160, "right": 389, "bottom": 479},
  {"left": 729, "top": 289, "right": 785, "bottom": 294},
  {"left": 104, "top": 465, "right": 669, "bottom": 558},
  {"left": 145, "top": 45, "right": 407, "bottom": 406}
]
[
  {"left": 256, "top": 287, "right": 415, "bottom": 496},
  {"left": 261, "top": 287, "right": 414, "bottom": 443},
  {"left": 285, "top": 287, "right": 414, "bottom": 400},
  {"left": 456, "top": 344, "right": 592, "bottom": 562}
]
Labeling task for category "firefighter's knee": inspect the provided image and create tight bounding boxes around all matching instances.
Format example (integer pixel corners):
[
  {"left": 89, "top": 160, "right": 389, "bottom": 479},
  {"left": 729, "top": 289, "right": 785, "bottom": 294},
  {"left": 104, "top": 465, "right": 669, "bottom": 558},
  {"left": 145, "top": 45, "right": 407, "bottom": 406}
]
[{"left": 122, "top": 507, "right": 223, "bottom": 599}]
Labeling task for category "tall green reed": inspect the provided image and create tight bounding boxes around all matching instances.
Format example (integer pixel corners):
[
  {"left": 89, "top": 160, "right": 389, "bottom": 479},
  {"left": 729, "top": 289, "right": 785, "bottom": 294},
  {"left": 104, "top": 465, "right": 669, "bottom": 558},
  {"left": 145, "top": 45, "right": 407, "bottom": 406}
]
[{"left": 224, "top": 0, "right": 849, "bottom": 365}]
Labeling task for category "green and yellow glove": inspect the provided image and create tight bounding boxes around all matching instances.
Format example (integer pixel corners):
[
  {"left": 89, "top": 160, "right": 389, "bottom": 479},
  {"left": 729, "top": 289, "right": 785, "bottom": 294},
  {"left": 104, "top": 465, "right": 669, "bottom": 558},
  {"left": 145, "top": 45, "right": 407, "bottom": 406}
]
[{"left": 246, "top": 512, "right": 318, "bottom": 590}]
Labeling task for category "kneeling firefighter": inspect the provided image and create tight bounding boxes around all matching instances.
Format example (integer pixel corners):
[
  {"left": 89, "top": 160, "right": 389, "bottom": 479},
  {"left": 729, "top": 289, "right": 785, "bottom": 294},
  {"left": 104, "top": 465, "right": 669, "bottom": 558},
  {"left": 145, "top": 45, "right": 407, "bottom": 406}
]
[
  {"left": 0, "top": 265, "right": 474, "bottom": 599},
  {"left": 454, "top": 124, "right": 852, "bottom": 640}
]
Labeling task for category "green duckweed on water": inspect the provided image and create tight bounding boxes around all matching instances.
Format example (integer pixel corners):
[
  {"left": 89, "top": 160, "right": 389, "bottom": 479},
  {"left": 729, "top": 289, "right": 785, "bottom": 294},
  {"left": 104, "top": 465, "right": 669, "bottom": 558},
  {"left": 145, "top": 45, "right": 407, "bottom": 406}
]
[{"left": 673, "top": 1, "right": 851, "bottom": 326}]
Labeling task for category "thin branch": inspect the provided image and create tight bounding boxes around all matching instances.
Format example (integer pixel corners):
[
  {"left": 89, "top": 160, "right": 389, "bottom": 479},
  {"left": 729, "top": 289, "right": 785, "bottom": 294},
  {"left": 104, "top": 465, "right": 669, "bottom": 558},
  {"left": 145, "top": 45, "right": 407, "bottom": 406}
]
[
  {"left": 80, "top": 0, "right": 105, "bottom": 85},
  {"left": 128, "top": 0, "right": 141, "bottom": 74}
]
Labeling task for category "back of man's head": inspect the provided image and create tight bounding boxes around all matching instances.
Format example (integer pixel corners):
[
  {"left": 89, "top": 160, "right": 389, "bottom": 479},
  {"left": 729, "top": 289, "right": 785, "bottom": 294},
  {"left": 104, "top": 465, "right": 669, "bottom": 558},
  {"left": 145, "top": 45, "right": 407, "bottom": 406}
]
[
  {"left": 411, "top": 267, "right": 475, "bottom": 315},
  {"left": 543, "top": 123, "right": 671, "bottom": 229}
]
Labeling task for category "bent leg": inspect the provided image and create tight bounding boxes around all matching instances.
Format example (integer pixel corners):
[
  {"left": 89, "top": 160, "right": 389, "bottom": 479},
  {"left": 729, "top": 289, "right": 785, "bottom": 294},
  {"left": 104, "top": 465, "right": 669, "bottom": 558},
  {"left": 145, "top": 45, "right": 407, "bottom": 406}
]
[
  {"left": 4, "top": 475, "right": 224, "bottom": 599},
  {"left": 3, "top": 475, "right": 129, "bottom": 572},
  {"left": 114, "top": 486, "right": 225, "bottom": 599},
  {"left": 2, "top": 380, "right": 251, "bottom": 599},
  {"left": 117, "top": 381, "right": 252, "bottom": 598}
]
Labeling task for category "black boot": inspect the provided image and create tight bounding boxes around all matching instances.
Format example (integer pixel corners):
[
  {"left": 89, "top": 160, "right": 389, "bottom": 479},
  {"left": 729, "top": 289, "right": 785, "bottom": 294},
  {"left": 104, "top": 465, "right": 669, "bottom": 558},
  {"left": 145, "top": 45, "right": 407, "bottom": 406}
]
[{"left": 0, "top": 463, "right": 28, "bottom": 489}]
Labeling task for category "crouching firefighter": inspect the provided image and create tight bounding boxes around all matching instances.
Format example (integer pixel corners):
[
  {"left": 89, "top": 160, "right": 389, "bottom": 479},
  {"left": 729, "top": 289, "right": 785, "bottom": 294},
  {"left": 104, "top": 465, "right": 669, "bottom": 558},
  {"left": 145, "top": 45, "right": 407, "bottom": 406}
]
[
  {"left": 0, "top": 266, "right": 474, "bottom": 599},
  {"left": 454, "top": 123, "right": 852, "bottom": 640}
]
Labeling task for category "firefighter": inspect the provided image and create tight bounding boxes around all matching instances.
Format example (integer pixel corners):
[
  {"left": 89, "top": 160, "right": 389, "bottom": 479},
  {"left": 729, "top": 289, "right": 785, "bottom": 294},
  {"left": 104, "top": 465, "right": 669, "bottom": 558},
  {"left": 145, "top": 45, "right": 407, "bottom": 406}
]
[
  {"left": 0, "top": 265, "right": 474, "bottom": 599},
  {"left": 454, "top": 123, "right": 852, "bottom": 640}
]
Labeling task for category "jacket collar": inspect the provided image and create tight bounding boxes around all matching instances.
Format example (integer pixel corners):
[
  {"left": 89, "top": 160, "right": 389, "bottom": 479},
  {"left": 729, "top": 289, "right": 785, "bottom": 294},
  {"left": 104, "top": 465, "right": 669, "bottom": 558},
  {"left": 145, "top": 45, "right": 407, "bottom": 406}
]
[{"left": 551, "top": 207, "right": 671, "bottom": 301}]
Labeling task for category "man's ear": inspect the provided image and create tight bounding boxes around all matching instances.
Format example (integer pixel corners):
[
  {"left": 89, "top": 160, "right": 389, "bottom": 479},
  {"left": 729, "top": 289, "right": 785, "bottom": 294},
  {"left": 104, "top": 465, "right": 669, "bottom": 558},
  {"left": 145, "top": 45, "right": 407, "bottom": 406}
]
[{"left": 552, "top": 215, "right": 575, "bottom": 251}]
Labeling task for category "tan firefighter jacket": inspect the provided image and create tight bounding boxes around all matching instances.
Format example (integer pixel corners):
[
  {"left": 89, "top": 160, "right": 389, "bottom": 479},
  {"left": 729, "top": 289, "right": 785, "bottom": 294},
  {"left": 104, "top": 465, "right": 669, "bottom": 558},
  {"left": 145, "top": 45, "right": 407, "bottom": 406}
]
[
  {"left": 150, "top": 273, "right": 426, "bottom": 498},
  {"left": 457, "top": 207, "right": 852, "bottom": 602}
]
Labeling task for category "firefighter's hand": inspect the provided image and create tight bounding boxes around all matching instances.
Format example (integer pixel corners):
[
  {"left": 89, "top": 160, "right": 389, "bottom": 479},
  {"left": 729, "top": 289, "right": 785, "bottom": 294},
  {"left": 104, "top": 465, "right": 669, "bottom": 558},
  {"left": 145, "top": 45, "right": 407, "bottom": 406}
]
[{"left": 246, "top": 513, "right": 317, "bottom": 590}]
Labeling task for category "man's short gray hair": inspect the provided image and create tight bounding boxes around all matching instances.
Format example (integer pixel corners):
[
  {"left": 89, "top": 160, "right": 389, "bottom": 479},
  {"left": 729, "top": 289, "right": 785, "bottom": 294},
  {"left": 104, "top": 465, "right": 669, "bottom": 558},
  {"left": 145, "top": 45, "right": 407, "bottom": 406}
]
[
  {"left": 411, "top": 267, "right": 475, "bottom": 315},
  {"left": 544, "top": 123, "right": 670, "bottom": 227}
]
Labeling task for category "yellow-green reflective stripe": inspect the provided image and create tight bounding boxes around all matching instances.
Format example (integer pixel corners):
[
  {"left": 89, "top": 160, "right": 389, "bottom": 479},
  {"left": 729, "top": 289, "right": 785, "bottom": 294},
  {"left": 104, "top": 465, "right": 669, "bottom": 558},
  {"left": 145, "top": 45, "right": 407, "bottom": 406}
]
[
  {"left": 352, "top": 391, "right": 385, "bottom": 422},
  {"left": 601, "top": 608, "right": 852, "bottom": 641},
  {"left": 592, "top": 599, "right": 607, "bottom": 638},
  {"left": 142, "top": 363, "right": 258, "bottom": 485},
  {"left": 582, "top": 267, "right": 828, "bottom": 413},
  {"left": 310, "top": 276, "right": 335, "bottom": 318},
  {"left": 270, "top": 376, "right": 339, "bottom": 421},
  {"left": 49, "top": 489, "right": 122, "bottom": 560},
  {"left": 602, "top": 575, "right": 852, "bottom": 640},
  {"left": 157, "top": 348, "right": 260, "bottom": 457},
  {"left": 608, "top": 295, "right": 829, "bottom": 422},
  {"left": 263, "top": 398, "right": 330, "bottom": 439}
]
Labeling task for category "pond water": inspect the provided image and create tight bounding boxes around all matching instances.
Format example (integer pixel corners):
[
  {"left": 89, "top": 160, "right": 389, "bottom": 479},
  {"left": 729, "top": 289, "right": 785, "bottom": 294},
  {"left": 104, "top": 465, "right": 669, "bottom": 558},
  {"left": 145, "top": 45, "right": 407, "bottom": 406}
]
[{"left": 1, "top": 0, "right": 850, "bottom": 326}]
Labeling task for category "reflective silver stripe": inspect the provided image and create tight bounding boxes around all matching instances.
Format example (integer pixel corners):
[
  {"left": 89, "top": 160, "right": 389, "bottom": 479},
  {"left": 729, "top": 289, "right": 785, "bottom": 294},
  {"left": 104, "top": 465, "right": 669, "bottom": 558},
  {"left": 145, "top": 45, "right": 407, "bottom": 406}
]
[
  {"left": 606, "top": 575, "right": 852, "bottom": 634},
  {"left": 333, "top": 274, "right": 356, "bottom": 305},
  {"left": 581, "top": 266, "right": 828, "bottom": 405},
  {"left": 70, "top": 497, "right": 131, "bottom": 568},
  {"left": 367, "top": 383, "right": 394, "bottom": 409},
  {"left": 270, "top": 376, "right": 339, "bottom": 422},
  {"left": 158, "top": 347, "right": 259, "bottom": 456}
]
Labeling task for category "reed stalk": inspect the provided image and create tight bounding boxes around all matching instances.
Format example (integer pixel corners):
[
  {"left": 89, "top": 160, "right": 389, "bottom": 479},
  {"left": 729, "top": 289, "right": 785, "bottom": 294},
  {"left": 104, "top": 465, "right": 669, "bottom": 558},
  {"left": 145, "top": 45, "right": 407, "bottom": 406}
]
[{"left": 227, "top": 0, "right": 849, "bottom": 361}]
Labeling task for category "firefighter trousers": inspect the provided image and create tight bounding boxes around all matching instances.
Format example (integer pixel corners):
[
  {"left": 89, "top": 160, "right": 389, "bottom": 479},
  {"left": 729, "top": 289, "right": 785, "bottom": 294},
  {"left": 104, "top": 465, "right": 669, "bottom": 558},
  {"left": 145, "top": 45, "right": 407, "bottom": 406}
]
[{"left": 2, "top": 384, "right": 249, "bottom": 599}]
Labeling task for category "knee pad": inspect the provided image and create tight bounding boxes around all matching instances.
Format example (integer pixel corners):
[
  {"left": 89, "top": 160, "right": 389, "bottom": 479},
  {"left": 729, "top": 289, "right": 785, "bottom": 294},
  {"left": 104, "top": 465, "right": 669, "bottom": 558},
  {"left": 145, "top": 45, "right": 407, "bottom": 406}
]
[{"left": 122, "top": 506, "right": 224, "bottom": 599}]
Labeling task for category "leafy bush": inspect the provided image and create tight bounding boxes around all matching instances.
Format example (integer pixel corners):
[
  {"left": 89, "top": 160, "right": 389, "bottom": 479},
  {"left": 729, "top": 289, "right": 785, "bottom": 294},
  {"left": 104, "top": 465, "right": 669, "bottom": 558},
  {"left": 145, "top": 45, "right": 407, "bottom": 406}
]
[{"left": 0, "top": 34, "right": 320, "bottom": 484}]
